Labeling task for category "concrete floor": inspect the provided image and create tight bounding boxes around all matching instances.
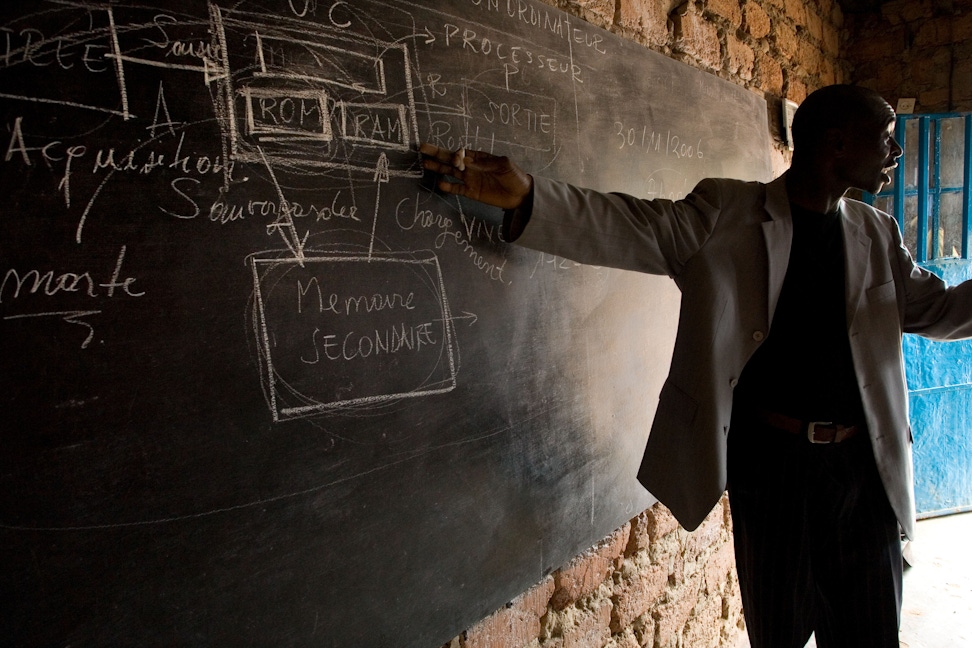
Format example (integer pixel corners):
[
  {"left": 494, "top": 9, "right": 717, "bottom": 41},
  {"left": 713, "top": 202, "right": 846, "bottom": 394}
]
[
  {"left": 733, "top": 512, "right": 972, "bottom": 648},
  {"left": 896, "top": 512, "right": 972, "bottom": 648}
]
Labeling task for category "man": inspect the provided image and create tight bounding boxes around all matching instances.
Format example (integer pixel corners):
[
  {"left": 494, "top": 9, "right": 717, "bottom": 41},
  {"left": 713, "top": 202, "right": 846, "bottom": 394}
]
[{"left": 420, "top": 84, "right": 972, "bottom": 647}]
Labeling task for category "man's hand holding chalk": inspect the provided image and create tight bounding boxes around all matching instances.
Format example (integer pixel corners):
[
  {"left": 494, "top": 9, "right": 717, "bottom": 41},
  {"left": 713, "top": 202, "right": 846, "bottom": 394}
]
[{"left": 419, "top": 142, "right": 534, "bottom": 211}]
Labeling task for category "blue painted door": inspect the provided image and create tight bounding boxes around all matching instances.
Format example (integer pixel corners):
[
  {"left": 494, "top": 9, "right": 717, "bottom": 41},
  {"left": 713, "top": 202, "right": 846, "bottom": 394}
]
[
  {"left": 866, "top": 112, "right": 972, "bottom": 518},
  {"left": 903, "top": 259, "right": 972, "bottom": 517}
]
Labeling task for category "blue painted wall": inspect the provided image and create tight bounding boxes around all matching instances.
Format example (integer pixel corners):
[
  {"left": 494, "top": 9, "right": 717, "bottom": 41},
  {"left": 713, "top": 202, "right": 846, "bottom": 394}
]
[{"left": 903, "top": 259, "right": 972, "bottom": 517}]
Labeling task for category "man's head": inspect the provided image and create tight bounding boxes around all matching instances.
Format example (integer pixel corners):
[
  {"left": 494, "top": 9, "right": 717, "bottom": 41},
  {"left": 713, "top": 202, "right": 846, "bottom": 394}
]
[
  {"left": 791, "top": 85, "right": 893, "bottom": 150},
  {"left": 791, "top": 84, "right": 902, "bottom": 194}
]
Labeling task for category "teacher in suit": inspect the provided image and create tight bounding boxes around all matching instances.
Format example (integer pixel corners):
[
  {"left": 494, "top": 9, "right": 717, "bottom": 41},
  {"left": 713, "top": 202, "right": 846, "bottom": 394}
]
[{"left": 420, "top": 84, "right": 972, "bottom": 647}]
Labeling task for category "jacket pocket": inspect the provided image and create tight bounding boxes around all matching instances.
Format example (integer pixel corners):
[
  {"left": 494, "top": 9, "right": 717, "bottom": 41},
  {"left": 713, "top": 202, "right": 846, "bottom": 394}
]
[
  {"left": 656, "top": 380, "right": 699, "bottom": 429},
  {"left": 866, "top": 280, "right": 896, "bottom": 303}
]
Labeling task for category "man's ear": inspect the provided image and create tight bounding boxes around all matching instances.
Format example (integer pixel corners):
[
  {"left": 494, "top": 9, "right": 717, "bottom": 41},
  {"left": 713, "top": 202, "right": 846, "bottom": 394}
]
[{"left": 824, "top": 126, "right": 847, "bottom": 156}]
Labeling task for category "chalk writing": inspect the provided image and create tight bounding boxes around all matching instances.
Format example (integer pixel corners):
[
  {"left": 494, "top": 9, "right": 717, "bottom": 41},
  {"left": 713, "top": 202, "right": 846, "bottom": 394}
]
[
  {"left": 614, "top": 121, "right": 704, "bottom": 160},
  {"left": 250, "top": 253, "right": 458, "bottom": 418},
  {"left": 91, "top": 133, "right": 233, "bottom": 177},
  {"left": 285, "top": 0, "right": 355, "bottom": 29},
  {"left": 640, "top": 170, "right": 693, "bottom": 201},
  {"left": 462, "top": 0, "right": 607, "bottom": 55},
  {"left": 0, "top": 0, "right": 768, "bottom": 434},
  {"left": 297, "top": 284, "right": 416, "bottom": 315},
  {"left": 1, "top": 246, "right": 143, "bottom": 304},
  {"left": 484, "top": 101, "right": 552, "bottom": 134},
  {"left": 439, "top": 23, "right": 583, "bottom": 84},
  {"left": 300, "top": 322, "right": 437, "bottom": 364},
  {"left": 0, "top": 25, "right": 112, "bottom": 73},
  {"left": 208, "top": 193, "right": 361, "bottom": 226},
  {"left": 395, "top": 193, "right": 509, "bottom": 283},
  {"left": 244, "top": 88, "right": 330, "bottom": 140},
  {"left": 139, "top": 14, "right": 222, "bottom": 63},
  {"left": 530, "top": 252, "right": 583, "bottom": 278}
]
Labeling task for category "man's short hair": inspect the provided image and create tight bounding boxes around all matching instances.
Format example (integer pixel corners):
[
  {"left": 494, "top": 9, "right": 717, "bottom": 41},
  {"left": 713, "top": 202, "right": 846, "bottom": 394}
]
[{"left": 791, "top": 85, "right": 891, "bottom": 152}]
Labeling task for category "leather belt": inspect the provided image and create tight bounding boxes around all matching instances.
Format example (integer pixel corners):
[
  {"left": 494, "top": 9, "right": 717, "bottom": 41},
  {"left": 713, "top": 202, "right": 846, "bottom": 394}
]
[{"left": 758, "top": 410, "right": 861, "bottom": 444}]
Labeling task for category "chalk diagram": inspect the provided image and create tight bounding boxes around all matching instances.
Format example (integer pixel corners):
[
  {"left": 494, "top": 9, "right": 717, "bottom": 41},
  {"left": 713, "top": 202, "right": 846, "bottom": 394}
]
[
  {"left": 0, "top": 1, "right": 462, "bottom": 420},
  {"left": 206, "top": 5, "right": 460, "bottom": 418}
]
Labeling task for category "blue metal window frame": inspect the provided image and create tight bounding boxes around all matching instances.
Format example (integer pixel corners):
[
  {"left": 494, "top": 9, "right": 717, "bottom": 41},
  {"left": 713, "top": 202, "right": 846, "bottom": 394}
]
[{"left": 864, "top": 112, "right": 972, "bottom": 262}]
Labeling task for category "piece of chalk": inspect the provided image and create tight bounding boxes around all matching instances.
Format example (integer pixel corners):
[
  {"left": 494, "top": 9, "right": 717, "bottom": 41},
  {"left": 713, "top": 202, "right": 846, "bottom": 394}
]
[{"left": 456, "top": 148, "right": 466, "bottom": 172}]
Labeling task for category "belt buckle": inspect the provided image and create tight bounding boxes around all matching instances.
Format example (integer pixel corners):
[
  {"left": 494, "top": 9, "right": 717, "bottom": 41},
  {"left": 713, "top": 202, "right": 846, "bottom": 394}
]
[{"left": 807, "top": 421, "right": 833, "bottom": 444}]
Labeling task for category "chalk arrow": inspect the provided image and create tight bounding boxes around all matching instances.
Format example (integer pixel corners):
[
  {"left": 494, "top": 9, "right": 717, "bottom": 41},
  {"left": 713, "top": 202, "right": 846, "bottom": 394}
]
[
  {"left": 373, "top": 152, "right": 391, "bottom": 184},
  {"left": 368, "top": 153, "right": 391, "bottom": 260},
  {"left": 456, "top": 91, "right": 470, "bottom": 118},
  {"left": 433, "top": 311, "right": 478, "bottom": 327},
  {"left": 257, "top": 146, "right": 306, "bottom": 264},
  {"left": 451, "top": 311, "right": 478, "bottom": 326},
  {"left": 4, "top": 310, "right": 101, "bottom": 349},
  {"left": 394, "top": 26, "right": 435, "bottom": 46}
]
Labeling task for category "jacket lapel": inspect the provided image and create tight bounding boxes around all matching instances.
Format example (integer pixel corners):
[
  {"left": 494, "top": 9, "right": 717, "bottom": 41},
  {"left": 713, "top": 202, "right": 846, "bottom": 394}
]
[
  {"left": 762, "top": 175, "right": 793, "bottom": 325},
  {"left": 840, "top": 200, "right": 871, "bottom": 327}
]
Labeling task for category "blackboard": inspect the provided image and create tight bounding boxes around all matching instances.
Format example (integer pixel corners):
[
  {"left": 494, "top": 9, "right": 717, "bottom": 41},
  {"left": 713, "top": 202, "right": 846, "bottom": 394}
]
[{"left": 0, "top": 1, "right": 772, "bottom": 646}]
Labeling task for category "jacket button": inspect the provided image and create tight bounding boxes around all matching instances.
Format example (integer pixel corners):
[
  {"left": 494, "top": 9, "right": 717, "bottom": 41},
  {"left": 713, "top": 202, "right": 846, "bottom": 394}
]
[
  {"left": 729, "top": 378, "right": 739, "bottom": 388},
  {"left": 752, "top": 330, "right": 765, "bottom": 342}
]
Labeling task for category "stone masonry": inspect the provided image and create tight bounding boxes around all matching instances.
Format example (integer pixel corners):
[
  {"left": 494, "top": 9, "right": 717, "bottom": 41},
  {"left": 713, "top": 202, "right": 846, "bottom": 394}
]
[
  {"left": 444, "top": 497, "right": 742, "bottom": 648},
  {"left": 845, "top": 0, "right": 972, "bottom": 112}
]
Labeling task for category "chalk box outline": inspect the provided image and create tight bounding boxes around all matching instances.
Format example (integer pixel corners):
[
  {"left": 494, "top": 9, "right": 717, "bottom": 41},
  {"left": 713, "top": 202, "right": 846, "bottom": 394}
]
[{"left": 251, "top": 251, "right": 458, "bottom": 421}]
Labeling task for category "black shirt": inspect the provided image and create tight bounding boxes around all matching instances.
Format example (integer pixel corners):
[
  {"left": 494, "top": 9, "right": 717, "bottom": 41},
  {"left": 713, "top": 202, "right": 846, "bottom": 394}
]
[{"left": 733, "top": 202, "right": 866, "bottom": 425}]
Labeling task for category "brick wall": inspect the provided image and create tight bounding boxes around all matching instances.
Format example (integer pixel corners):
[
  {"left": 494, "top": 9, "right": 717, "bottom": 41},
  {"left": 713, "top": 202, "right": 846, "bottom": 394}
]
[
  {"left": 445, "top": 498, "right": 742, "bottom": 648},
  {"left": 845, "top": 0, "right": 972, "bottom": 112},
  {"left": 442, "top": 1, "right": 848, "bottom": 647},
  {"left": 560, "top": 0, "right": 849, "bottom": 175}
]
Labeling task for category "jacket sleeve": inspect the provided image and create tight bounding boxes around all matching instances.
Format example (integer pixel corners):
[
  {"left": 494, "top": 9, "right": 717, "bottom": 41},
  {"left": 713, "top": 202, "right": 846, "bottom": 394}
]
[
  {"left": 509, "top": 175, "right": 725, "bottom": 278},
  {"left": 889, "top": 217, "right": 972, "bottom": 340}
]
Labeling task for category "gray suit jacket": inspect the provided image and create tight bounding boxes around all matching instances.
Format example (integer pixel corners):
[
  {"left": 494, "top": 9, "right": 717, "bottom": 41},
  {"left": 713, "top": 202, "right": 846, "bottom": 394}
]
[{"left": 514, "top": 173, "right": 972, "bottom": 538}]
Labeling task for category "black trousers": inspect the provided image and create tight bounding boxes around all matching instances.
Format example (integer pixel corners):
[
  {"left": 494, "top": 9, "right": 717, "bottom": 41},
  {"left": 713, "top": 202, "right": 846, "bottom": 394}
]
[{"left": 727, "top": 416, "right": 903, "bottom": 648}]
